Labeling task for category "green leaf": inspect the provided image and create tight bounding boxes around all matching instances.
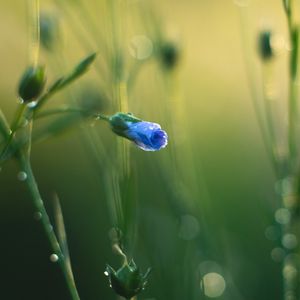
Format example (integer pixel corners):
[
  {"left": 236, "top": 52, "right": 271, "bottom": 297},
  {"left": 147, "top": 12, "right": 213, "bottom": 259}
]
[
  {"left": 34, "top": 53, "right": 97, "bottom": 111},
  {"left": 58, "top": 52, "right": 97, "bottom": 90},
  {"left": 47, "top": 77, "right": 65, "bottom": 94}
]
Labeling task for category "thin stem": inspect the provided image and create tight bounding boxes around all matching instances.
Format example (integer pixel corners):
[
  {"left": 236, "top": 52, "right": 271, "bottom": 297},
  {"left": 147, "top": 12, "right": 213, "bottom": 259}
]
[
  {"left": 18, "top": 152, "right": 80, "bottom": 300},
  {"left": 261, "top": 64, "right": 280, "bottom": 174},
  {"left": 282, "top": 2, "right": 300, "bottom": 300},
  {"left": 29, "top": 0, "right": 40, "bottom": 66},
  {"left": 33, "top": 107, "right": 110, "bottom": 124},
  {"left": 237, "top": 5, "right": 280, "bottom": 177},
  {"left": 34, "top": 107, "right": 85, "bottom": 120},
  {"left": 285, "top": 1, "right": 298, "bottom": 171}
]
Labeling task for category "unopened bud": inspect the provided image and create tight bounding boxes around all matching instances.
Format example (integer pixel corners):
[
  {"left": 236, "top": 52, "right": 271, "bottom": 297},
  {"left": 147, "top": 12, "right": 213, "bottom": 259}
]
[{"left": 18, "top": 66, "right": 46, "bottom": 102}]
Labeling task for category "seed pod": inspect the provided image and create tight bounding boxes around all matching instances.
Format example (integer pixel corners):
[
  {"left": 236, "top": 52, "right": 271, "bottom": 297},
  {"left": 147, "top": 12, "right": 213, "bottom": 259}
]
[
  {"left": 160, "top": 42, "right": 179, "bottom": 70},
  {"left": 18, "top": 66, "right": 46, "bottom": 102},
  {"left": 40, "top": 13, "right": 60, "bottom": 51},
  {"left": 258, "top": 31, "right": 273, "bottom": 61},
  {"left": 105, "top": 260, "right": 152, "bottom": 299}
]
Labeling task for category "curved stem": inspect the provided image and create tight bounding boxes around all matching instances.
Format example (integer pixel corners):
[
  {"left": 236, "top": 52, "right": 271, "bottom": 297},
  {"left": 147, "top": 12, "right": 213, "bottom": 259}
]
[
  {"left": 34, "top": 107, "right": 110, "bottom": 122},
  {"left": 34, "top": 107, "right": 85, "bottom": 120},
  {"left": 18, "top": 151, "right": 80, "bottom": 300}
]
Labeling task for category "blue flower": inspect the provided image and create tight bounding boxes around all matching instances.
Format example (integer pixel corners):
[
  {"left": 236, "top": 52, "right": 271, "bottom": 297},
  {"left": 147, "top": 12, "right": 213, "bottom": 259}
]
[
  {"left": 125, "top": 121, "right": 168, "bottom": 151},
  {"left": 109, "top": 113, "right": 168, "bottom": 151}
]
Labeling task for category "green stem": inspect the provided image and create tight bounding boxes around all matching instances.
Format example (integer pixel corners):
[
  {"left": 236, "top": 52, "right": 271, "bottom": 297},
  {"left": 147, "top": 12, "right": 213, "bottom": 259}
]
[
  {"left": 237, "top": 5, "right": 280, "bottom": 177},
  {"left": 0, "top": 103, "right": 27, "bottom": 161},
  {"left": 282, "top": 2, "right": 299, "bottom": 300},
  {"left": 18, "top": 152, "right": 80, "bottom": 300},
  {"left": 0, "top": 109, "right": 11, "bottom": 140},
  {"left": 29, "top": 0, "right": 40, "bottom": 66},
  {"left": 34, "top": 107, "right": 85, "bottom": 119},
  {"left": 285, "top": 0, "right": 298, "bottom": 171},
  {"left": 35, "top": 108, "right": 110, "bottom": 122}
]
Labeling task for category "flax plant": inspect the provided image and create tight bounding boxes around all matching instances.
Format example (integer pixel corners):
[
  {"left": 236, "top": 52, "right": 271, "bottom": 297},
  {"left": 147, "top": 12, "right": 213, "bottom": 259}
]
[
  {"left": 0, "top": 1, "right": 101, "bottom": 299},
  {"left": 239, "top": 1, "right": 300, "bottom": 299},
  {"left": 43, "top": 1, "right": 171, "bottom": 298}
]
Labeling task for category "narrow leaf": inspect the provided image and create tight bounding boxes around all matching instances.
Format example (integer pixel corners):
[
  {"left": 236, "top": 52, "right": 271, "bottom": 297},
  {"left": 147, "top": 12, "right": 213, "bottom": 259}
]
[{"left": 53, "top": 193, "right": 74, "bottom": 282}]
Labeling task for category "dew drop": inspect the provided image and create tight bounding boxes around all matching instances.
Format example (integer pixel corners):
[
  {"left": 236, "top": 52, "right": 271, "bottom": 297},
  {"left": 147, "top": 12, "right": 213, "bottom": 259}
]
[
  {"left": 27, "top": 101, "right": 38, "bottom": 108},
  {"left": 34, "top": 212, "right": 42, "bottom": 221},
  {"left": 104, "top": 271, "right": 109, "bottom": 276},
  {"left": 17, "top": 171, "right": 27, "bottom": 181},
  {"left": 50, "top": 254, "right": 59, "bottom": 262}
]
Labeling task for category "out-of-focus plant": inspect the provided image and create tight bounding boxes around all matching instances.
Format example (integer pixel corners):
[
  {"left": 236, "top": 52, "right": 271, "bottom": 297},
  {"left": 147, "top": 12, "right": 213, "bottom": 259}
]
[
  {"left": 240, "top": 1, "right": 300, "bottom": 299},
  {"left": 0, "top": 1, "right": 96, "bottom": 299},
  {"left": 0, "top": 2, "right": 171, "bottom": 300}
]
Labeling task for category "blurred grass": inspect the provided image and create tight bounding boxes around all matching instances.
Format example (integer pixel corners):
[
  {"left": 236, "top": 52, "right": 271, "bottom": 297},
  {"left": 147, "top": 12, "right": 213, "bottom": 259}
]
[{"left": 0, "top": 0, "right": 291, "bottom": 299}]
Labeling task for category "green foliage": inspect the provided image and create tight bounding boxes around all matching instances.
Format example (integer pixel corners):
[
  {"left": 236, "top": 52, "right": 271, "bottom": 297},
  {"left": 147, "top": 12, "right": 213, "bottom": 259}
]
[{"left": 47, "top": 53, "right": 97, "bottom": 95}]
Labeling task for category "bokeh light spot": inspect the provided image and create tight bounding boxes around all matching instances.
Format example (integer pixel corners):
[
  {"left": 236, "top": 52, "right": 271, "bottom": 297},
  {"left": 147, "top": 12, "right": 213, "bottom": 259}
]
[
  {"left": 282, "top": 234, "right": 298, "bottom": 249},
  {"left": 201, "top": 272, "right": 226, "bottom": 298},
  {"left": 275, "top": 208, "right": 291, "bottom": 225},
  {"left": 129, "top": 35, "right": 153, "bottom": 60}
]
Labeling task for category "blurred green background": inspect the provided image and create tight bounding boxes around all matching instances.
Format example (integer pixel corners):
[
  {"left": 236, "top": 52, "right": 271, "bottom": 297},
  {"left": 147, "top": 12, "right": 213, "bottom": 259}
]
[{"left": 0, "top": 0, "right": 292, "bottom": 299}]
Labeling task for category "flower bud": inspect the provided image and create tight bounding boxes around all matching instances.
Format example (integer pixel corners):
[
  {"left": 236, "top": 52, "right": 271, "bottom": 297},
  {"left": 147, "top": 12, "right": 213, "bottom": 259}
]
[
  {"left": 160, "top": 42, "right": 179, "bottom": 70},
  {"left": 108, "top": 112, "right": 168, "bottom": 151},
  {"left": 18, "top": 66, "right": 46, "bottom": 102},
  {"left": 105, "top": 260, "right": 151, "bottom": 299},
  {"left": 258, "top": 31, "right": 273, "bottom": 61},
  {"left": 40, "top": 13, "right": 60, "bottom": 51},
  {"left": 109, "top": 112, "right": 141, "bottom": 137}
]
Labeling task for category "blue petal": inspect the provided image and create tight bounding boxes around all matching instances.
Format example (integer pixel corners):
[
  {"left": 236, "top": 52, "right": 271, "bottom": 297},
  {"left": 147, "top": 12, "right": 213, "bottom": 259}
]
[{"left": 125, "top": 121, "right": 168, "bottom": 151}]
